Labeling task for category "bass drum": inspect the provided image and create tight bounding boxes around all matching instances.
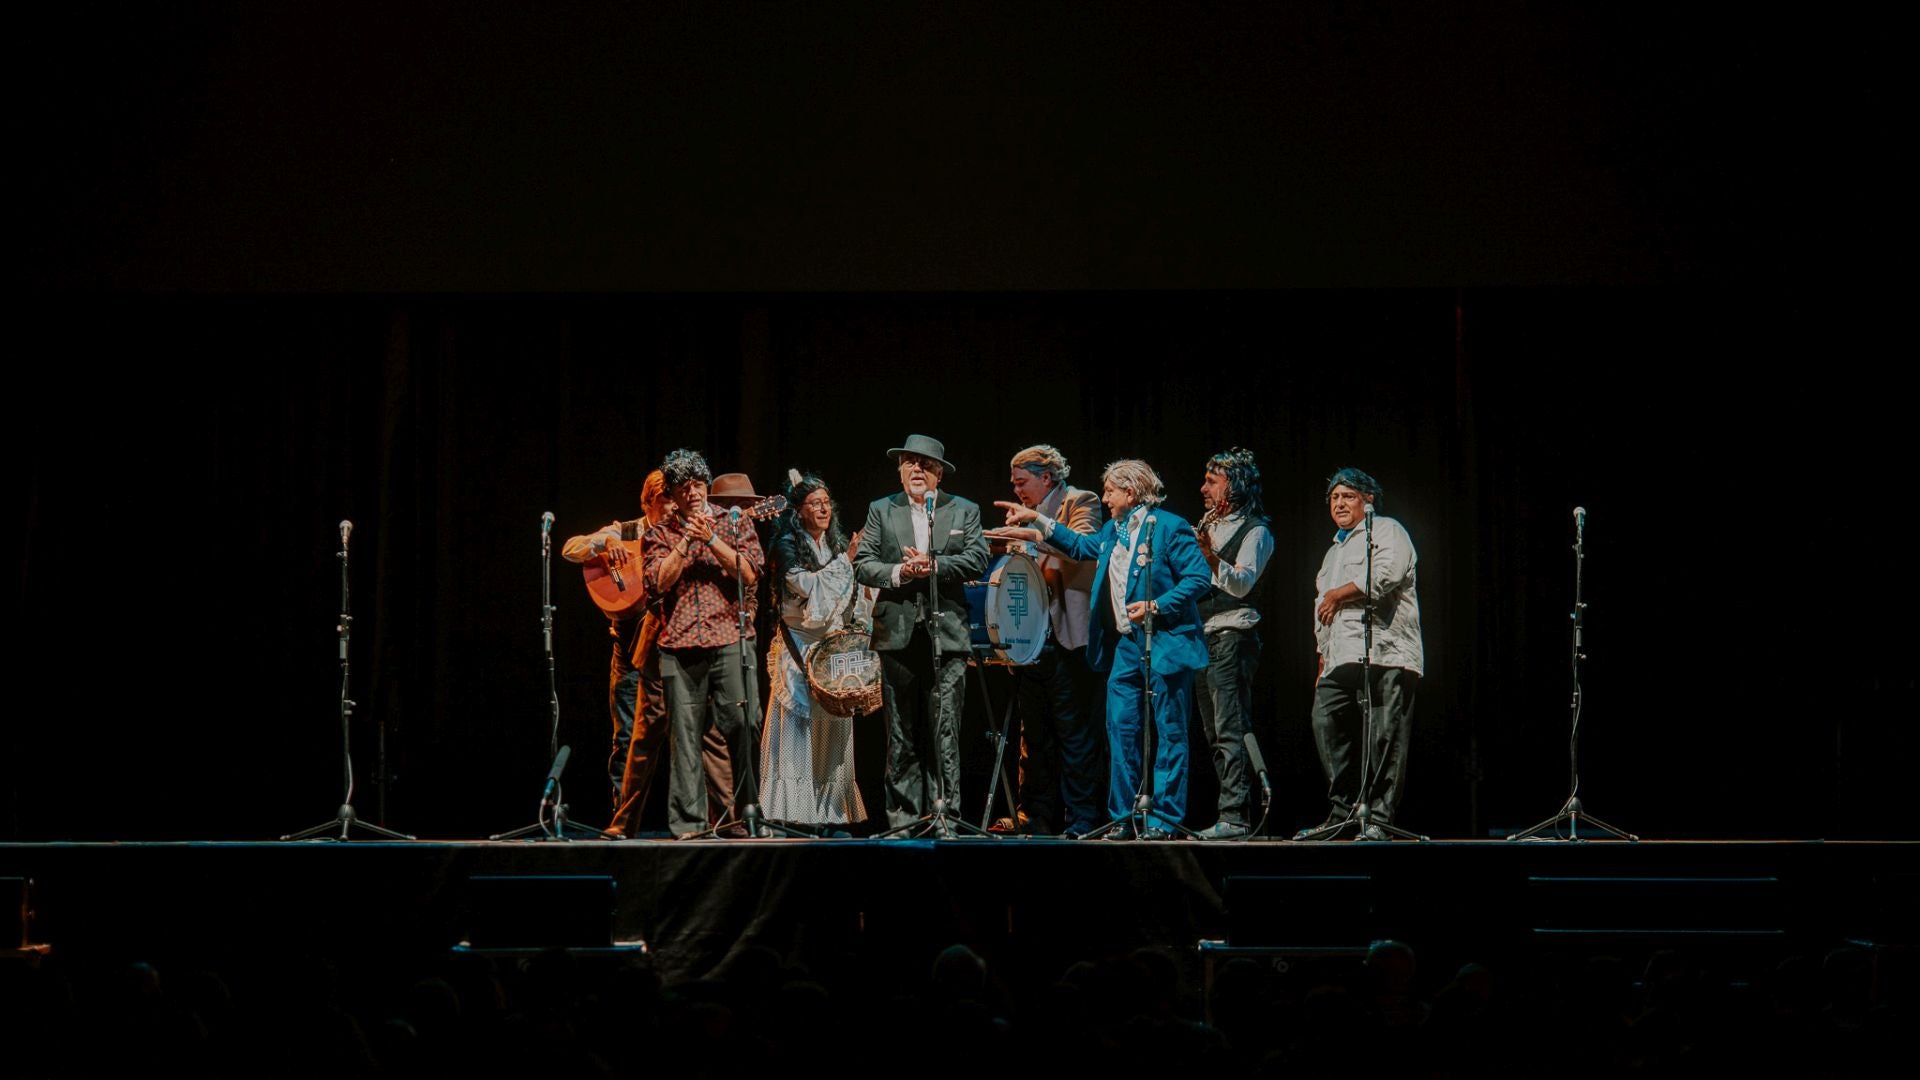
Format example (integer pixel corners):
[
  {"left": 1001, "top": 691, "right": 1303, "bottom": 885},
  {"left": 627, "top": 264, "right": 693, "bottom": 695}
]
[{"left": 963, "top": 550, "right": 1051, "bottom": 665}]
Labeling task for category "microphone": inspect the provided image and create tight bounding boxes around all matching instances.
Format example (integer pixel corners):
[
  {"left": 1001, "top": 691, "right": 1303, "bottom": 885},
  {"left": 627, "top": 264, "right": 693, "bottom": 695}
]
[
  {"left": 923, "top": 489, "right": 938, "bottom": 581},
  {"left": 1574, "top": 506, "right": 1586, "bottom": 534},
  {"left": 541, "top": 745, "right": 571, "bottom": 801},
  {"left": 1244, "top": 732, "right": 1273, "bottom": 808},
  {"left": 541, "top": 511, "right": 554, "bottom": 532},
  {"left": 339, "top": 520, "right": 353, "bottom": 545},
  {"left": 1363, "top": 503, "right": 1375, "bottom": 517}
]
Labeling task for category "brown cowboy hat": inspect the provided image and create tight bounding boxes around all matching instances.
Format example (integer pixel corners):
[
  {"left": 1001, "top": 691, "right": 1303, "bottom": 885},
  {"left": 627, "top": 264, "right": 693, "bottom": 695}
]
[
  {"left": 887, "top": 433, "right": 956, "bottom": 474},
  {"left": 705, "top": 472, "right": 762, "bottom": 507}
]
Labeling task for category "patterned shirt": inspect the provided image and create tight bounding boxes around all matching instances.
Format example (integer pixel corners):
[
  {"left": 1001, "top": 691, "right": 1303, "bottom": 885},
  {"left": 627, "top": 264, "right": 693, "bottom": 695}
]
[{"left": 644, "top": 511, "right": 767, "bottom": 649}]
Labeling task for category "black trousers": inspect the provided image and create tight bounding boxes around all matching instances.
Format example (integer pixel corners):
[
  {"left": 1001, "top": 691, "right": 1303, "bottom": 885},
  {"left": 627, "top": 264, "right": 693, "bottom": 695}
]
[
  {"left": 1196, "top": 627, "right": 1261, "bottom": 826},
  {"left": 612, "top": 618, "right": 734, "bottom": 833},
  {"left": 1310, "top": 662, "right": 1418, "bottom": 824},
  {"left": 879, "top": 628, "right": 966, "bottom": 827},
  {"left": 606, "top": 616, "right": 644, "bottom": 811},
  {"left": 1013, "top": 645, "right": 1107, "bottom": 834},
  {"left": 659, "top": 641, "right": 761, "bottom": 836}
]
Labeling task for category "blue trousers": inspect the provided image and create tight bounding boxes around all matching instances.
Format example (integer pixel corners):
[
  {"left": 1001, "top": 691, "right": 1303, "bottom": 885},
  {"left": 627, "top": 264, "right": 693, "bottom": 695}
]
[{"left": 1104, "top": 635, "right": 1192, "bottom": 831}]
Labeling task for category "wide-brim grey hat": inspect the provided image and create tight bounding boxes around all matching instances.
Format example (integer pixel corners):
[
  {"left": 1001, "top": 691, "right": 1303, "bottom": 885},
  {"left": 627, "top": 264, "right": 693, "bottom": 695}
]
[{"left": 887, "top": 434, "right": 955, "bottom": 474}]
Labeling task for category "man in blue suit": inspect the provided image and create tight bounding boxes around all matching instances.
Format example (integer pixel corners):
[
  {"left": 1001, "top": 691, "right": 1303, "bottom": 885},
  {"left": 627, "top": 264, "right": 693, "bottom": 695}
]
[{"left": 992, "top": 459, "right": 1212, "bottom": 839}]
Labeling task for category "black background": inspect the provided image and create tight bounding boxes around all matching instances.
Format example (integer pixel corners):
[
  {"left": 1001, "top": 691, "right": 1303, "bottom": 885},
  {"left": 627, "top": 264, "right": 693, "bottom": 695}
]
[{"left": 13, "top": 4, "right": 1907, "bottom": 840}]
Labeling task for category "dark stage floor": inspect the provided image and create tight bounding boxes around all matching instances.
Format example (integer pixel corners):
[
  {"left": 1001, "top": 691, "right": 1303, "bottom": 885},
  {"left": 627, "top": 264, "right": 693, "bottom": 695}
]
[{"left": 6, "top": 837, "right": 1914, "bottom": 992}]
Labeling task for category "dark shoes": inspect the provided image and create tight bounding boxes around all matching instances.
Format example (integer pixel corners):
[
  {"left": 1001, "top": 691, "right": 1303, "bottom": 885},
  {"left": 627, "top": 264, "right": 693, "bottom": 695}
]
[
  {"left": 1197, "top": 821, "right": 1249, "bottom": 840},
  {"left": 992, "top": 813, "right": 1061, "bottom": 837},
  {"left": 1293, "top": 816, "right": 1347, "bottom": 841},
  {"left": 1292, "top": 818, "right": 1394, "bottom": 842},
  {"left": 1102, "top": 824, "right": 1171, "bottom": 841}
]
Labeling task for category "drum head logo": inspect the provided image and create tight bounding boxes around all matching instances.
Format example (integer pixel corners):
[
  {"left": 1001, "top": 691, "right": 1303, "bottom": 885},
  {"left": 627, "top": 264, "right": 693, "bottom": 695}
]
[{"left": 1006, "top": 569, "right": 1030, "bottom": 621}]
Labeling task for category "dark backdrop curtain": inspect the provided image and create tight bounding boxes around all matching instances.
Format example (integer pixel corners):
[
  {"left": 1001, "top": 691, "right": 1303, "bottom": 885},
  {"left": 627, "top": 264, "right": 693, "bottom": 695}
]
[{"left": 10, "top": 289, "right": 1907, "bottom": 840}]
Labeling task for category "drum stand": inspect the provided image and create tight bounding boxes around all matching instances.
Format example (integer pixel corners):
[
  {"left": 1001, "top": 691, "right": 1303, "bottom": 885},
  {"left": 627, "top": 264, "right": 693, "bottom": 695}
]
[
  {"left": 968, "top": 546, "right": 1048, "bottom": 833},
  {"left": 976, "top": 649, "right": 1023, "bottom": 832}
]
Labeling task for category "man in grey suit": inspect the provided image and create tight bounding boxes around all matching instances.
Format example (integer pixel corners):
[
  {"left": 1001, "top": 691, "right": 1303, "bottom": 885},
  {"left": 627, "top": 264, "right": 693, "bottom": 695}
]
[{"left": 854, "top": 434, "right": 991, "bottom": 833}]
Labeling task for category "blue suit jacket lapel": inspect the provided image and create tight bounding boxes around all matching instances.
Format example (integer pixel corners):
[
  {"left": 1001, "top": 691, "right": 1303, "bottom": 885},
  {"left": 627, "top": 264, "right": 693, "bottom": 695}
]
[
  {"left": 1128, "top": 515, "right": 1159, "bottom": 599},
  {"left": 1091, "top": 524, "right": 1116, "bottom": 613},
  {"left": 1123, "top": 515, "right": 1148, "bottom": 603}
]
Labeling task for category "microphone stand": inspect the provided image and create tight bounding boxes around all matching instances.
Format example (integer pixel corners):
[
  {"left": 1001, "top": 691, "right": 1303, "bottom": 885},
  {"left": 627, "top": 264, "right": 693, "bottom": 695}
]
[
  {"left": 1086, "top": 512, "right": 1195, "bottom": 840},
  {"left": 1298, "top": 506, "right": 1426, "bottom": 842},
  {"left": 283, "top": 521, "right": 413, "bottom": 840},
  {"left": 732, "top": 506, "right": 770, "bottom": 838},
  {"left": 877, "top": 490, "right": 991, "bottom": 839},
  {"left": 693, "top": 505, "right": 803, "bottom": 839},
  {"left": 493, "top": 512, "right": 614, "bottom": 840},
  {"left": 1242, "top": 732, "right": 1276, "bottom": 841},
  {"left": 1131, "top": 574, "right": 1161, "bottom": 837},
  {"left": 1509, "top": 508, "right": 1636, "bottom": 841}
]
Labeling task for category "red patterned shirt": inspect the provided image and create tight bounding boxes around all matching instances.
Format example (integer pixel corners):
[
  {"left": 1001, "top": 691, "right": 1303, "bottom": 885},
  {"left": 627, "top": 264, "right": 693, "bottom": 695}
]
[{"left": 643, "top": 511, "right": 766, "bottom": 649}]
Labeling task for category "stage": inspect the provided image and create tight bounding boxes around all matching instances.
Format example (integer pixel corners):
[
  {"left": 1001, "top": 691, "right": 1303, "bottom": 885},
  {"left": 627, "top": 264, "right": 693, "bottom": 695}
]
[
  {"left": 15, "top": 9, "right": 1910, "bottom": 1071},
  {"left": 8, "top": 837, "right": 1914, "bottom": 994}
]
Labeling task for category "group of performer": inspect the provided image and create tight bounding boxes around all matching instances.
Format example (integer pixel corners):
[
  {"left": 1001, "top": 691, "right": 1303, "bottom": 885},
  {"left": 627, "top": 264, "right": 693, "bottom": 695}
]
[{"left": 562, "top": 434, "right": 1423, "bottom": 841}]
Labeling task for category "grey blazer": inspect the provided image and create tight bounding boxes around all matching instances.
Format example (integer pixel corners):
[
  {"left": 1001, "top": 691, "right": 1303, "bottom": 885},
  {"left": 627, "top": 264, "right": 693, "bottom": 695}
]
[{"left": 853, "top": 490, "right": 990, "bottom": 654}]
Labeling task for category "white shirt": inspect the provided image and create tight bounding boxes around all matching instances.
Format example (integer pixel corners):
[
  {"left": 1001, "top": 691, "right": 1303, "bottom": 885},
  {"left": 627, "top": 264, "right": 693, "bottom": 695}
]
[
  {"left": 1312, "top": 515, "right": 1424, "bottom": 677},
  {"left": 890, "top": 491, "right": 937, "bottom": 588},
  {"left": 1202, "top": 510, "right": 1275, "bottom": 632},
  {"left": 1107, "top": 506, "right": 1148, "bottom": 636}
]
